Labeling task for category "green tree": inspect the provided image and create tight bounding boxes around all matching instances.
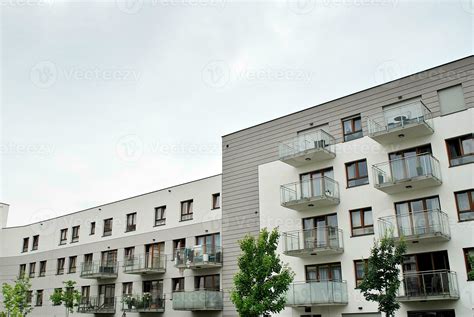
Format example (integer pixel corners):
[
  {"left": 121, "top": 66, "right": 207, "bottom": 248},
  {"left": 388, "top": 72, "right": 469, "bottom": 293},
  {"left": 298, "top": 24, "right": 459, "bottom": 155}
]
[
  {"left": 230, "top": 228, "right": 294, "bottom": 317},
  {"left": 49, "top": 280, "right": 81, "bottom": 317},
  {"left": 359, "top": 234, "right": 407, "bottom": 317},
  {"left": 1, "top": 277, "right": 33, "bottom": 317},
  {"left": 468, "top": 254, "right": 474, "bottom": 281}
]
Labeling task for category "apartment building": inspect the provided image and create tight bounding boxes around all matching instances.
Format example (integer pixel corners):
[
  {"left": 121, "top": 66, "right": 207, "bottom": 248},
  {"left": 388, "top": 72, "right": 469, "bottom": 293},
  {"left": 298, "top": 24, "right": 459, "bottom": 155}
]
[
  {"left": 0, "top": 175, "right": 224, "bottom": 317},
  {"left": 0, "top": 56, "right": 473, "bottom": 317},
  {"left": 221, "top": 56, "right": 474, "bottom": 317}
]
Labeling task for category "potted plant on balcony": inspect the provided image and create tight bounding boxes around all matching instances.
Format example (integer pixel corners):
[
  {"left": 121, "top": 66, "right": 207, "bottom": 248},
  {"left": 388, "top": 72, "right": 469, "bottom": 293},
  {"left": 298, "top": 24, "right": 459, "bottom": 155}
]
[
  {"left": 121, "top": 294, "right": 134, "bottom": 310},
  {"left": 142, "top": 292, "right": 151, "bottom": 309}
]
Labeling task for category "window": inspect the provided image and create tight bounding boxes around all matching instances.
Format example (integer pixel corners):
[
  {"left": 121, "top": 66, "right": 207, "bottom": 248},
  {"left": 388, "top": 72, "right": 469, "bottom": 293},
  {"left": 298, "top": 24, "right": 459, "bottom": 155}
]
[
  {"left": 122, "top": 282, "right": 133, "bottom": 296},
  {"left": 345, "top": 159, "right": 369, "bottom": 187},
  {"left": 90, "top": 222, "right": 96, "bottom": 235},
  {"left": 305, "top": 263, "right": 342, "bottom": 282},
  {"left": 194, "top": 274, "right": 220, "bottom": 291},
  {"left": 342, "top": 115, "right": 362, "bottom": 141},
  {"left": 69, "top": 256, "right": 77, "bottom": 273},
  {"left": 464, "top": 248, "right": 474, "bottom": 281},
  {"left": 57, "top": 258, "right": 65, "bottom": 275},
  {"left": 53, "top": 288, "right": 62, "bottom": 305},
  {"left": 29, "top": 263, "right": 36, "bottom": 278},
  {"left": 212, "top": 193, "right": 221, "bottom": 209},
  {"left": 154, "top": 206, "right": 166, "bottom": 226},
  {"left": 39, "top": 261, "right": 46, "bottom": 277},
  {"left": 124, "top": 247, "right": 135, "bottom": 265},
  {"left": 354, "top": 259, "right": 368, "bottom": 287},
  {"left": 103, "top": 218, "right": 113, "bottom": 236},
  {"left": 84, "top": 253, "right": 93, "bottom": 264},
  {"left": 196, "top": 233, "right": 221, "bottom": 255},
  {"left": 455, "top": 189, "right": 474, "bottom": 221},
  {"left": 60, "top": 229, "right": 68, "bottom": 245},
  {"left": 22, "top": 237, "right": 29, "bottom": 253},
  {"left": 172, "top": 277, "right": 184, "bottom": 292},
  {"left": 350, "top": 208, "right": 374, "bottom": 237},
  {"left": 19, "top": 264, "right": 26, "bottom": 278},
  {"left": 446, "top": 134, "right": 473, "bottom": 166},
  {"left": 35, "top": 290, "right": 43, "bottom": 306},
  {"left": 173, "top": 238, "right": 186, "bottom": 260},
  {"left": 407, "top": 310, "right": 455, "bottom": 317},
  {"left": 26, "top": 291, "right": 32, "bottom": 304},
  {"left": 126, "top": 213, "right": 136, "bottom": 232},
  {"left": 438, "top": 84, "right": 466, "bottom": 115},
  {"left": 180, "top": 199, "right": 193, "bottom": 221},
  {"left": 32, "top": 235, "right": 39, "bottom": 251},
  {"left": 81, "top": 286, "right": 90, "bottom": 302},
  {"left": 71, "top": 226, "right": 80, "bottom": 242}
]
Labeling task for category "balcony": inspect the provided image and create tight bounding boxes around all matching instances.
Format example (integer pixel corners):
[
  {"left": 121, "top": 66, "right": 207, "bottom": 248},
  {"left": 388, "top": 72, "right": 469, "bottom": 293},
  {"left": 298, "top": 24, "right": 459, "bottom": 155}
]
[
  {"left": 282, "top": 227, "right": 344, "bottom": 257},
  {"left": 372, "top": 154, "right": 442, "bottom": 194},
  {"left": 78, "top": 296, "right": 116, "bottom": 314},
  {"left": 279, "top": 130, "right": 336, "bottom": 167},
  {"left": 286, "top": 281, "right": 348, "bottom": 307},
  {"left": 175, "top": 245, "right": 223, "bottom": 269},
  {"left": 172, "top": 290, "right": 223, "bottom": 311},
  {"left": 281, "top": 177, "right": 340, "bottom": 211},
  {"left": 368, "top": 100, "right": 433, "bottom": 144},
  {"left": 122, "top": 294, "right": 165, "bottom": 313},
  {"left": 378, "top": 209, "right": 450, "bottom": 243},
  {"left": 80, "top": 261, "right": 118, "bottom": 279},
  {"left": 398, "top": 270, "right": 459, "bottom": 302},
  {"left": 123, "top": 254, "right": 166, "bottom": 275}
]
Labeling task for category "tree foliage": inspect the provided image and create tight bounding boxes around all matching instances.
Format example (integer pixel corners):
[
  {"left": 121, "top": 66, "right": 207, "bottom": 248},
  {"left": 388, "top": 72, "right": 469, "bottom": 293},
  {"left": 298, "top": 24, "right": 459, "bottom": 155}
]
[
  {"left": 358, "top": 234, "right": 407, "bottom": 317},
  {"left": 230, "top": 228, "right": 294, "bottom": 317},
  {"left": 49, "top": 280, "right": 81, "bottom": 316},
  {"left": 1, "top": 277, "right": 33, "bottom": 317},
  {"left": 468, "top": 254, "right": 474, "bottom": 281}
]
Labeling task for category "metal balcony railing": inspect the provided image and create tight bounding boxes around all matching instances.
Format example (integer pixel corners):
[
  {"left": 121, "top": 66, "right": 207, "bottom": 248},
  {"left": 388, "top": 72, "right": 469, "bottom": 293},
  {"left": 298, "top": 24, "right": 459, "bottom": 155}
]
[
  {"left": 172, "top": 290, "right": 223, "bottom": 311},
  {"left": 80, "top": 261, "right": 118, "bottom": 279},
  {"left": 378, "top": 209, "right": 450, "bottom": 241},
  {"left": 279, "top": 130, "right": 336, "bottom": 160},
  {"left": 175, "top": 245, "right": 223, "bottom": 269},
  {"left": 398, "top": 270, "right": 459, "bottom": 301},
  {"left": 78, "top": 296, "right": 116, "bottom": 314},
  {"left": 281, "top": 176, "right": 340, "bottom": 209},
  {"left": 286, "top": 280, "right": 348, "bottom": 306},
  {"left": 123, "top": 254, "right": 166, "bottom": 274},
  {"left": 368, "top": 100, "right": 433, "bottom": 136},
  {"left": 122, "top": 294, "right": 165, "bottom": 312},
  {"left": 372, "top": 154, "right": 441, "bottom": 188},
  {"left": 282, "top": 227, "right": 343, "bottom": 256}
]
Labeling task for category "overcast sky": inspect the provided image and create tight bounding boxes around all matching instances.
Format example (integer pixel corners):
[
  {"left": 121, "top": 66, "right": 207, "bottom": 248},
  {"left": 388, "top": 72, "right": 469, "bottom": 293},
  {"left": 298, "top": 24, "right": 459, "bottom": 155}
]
[{"left": 0, "top": 0, "right": 472, "bottom": 226}]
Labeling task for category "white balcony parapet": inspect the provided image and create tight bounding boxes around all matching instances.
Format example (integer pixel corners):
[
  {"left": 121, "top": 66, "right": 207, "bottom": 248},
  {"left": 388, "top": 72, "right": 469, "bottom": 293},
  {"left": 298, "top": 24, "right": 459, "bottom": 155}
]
[
  {"left": 123, "top": 254, "right": 166, "bottom": 275},
  {"left": 398, "top": 270, "right": 459, "bottom": 301},
  {"left": 372, "top": 153, "right": 441, "bottom": 194},
  {"left": 279, "top": 130, "right": 336, "bottom": 166},
  {"left": 283, "top": 227, "right": 344, "bottom": 257},
  {"left": 368, "top": 100, "right": 434, "bottom": 144},
  {"left": 285, "top": 280, "right": 348, "bottom": 306},
  {"left": 172, "top": 290, "right": 223, "bottom": 311},
  {"left": 281, "top": 176, "right": 340, "bottom": 211},
  {"left": 378, "top": 209, "right": 450, "bottom": 242},
  {"left": 80, "top": 261, "right": 118, "bottom": 279}
]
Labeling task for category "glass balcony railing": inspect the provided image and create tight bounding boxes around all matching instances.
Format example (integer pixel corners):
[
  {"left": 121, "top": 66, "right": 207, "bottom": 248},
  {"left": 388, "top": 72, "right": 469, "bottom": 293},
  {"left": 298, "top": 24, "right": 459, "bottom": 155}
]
[
  {"left": 279, "top": 130, "right": 336, "bottom": 166},
  {"left": 175, "top": 245, "right": 223, "bottom": 269},
  {"left": 286, "top": 281, "right": 348, "bottom": 306},
  {"left": 123, "top": 254, "right": 166, "bottom": 274},
  {"left": 378, "top": 209, "right": 450, "bottom": 242},
  {"left": 80, "top": 261, "right": 118, "bottom": 279},
  {"left": 122, "top": 294, "right": 165, "bottom": 313},
  {"left": 172, "top": 290, "right": 223, "bottom": 311},
  {"left": 283, "top": 227, "right": 344, "bottom": 257},
  {"left": 398, "top": 270, "right": 459, "bottom": 301},
  {"left": 280, "top": 177, "right": 340, "bottom": 211},
  {"left": 78, "top": 296, "right": 116, "bottom": 314},
  {"left": 372, "top": 154, "right": 441, "bottom": 193},
  {"left": 367, "top": 100, "right": 433, "bottom": 143}
]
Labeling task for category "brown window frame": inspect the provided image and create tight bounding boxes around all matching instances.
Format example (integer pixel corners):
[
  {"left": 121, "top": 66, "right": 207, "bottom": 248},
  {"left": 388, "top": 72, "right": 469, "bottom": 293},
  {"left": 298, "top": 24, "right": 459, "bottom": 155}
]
[
  {"left": 57, "top": 258, "right": 65, "bottom": 275},
  {"left": 446, "top": 133, "right": 473, "bottom": 167},
  {"left": 342, "top": 115, "right": 363, "bottom": 142},
  {"left": 180, "top": 199, "right": 193, "bottom": 221},
  {"left": 305, "top": 262, "right": 342, "bottom": 282},
  {"left": 172, "top": 238, "right": 186, "bottom": 260},
  {"left": 212, "top": 193, "right": 221, "bottom": 209},
  {"left": 29, "top": 262, "right": 36, "bottom": 278},
  {"left": 194, "top": 274, "right": 220, "bottom": 291},
  {"left": 19, "top": 264, "right": 26, "bottom": 278},
  {"left": 39, "top": 261, "right": 46, "bottom": 277},
  {"left": 68, "top": 256, "right": 77, "bottom": 274},
  {"left": 455, "top": 189, "right": 474, "bottom": 222},
  {"left": 126, "top": 213, "right": 137, "bottom": 232},
  {"left": 22, "top": 237, "right": 29, "bottom": 253},
  {"left": 345, "top": 159, "right": 369, "bottom": 188},
  {"left": 154, "top": 206, "right": 166, "bottom": 226},
  {"left": 103, "top": 218, "right": 113, "bottom": 236},
  {"left": 349, "top": 207, "right": 374, "bottom": 237},
  {"left": 90, "top": 222, "right": 96, "bottom": 235},
  {"left": 35, "top": 290, "right": 43, "bottom": 307},
  {"left": 32, "top": 235, "right": 39, "bottom": 251},
  {"left": 464, "top": 248, "right": 474, "bottom": 281},
  {"left": 71, "top": 226, "right": 80, "bottom": 243},
  {"left": 122, "top": 282, "right": 133, "bottom": 296},
  {"left": 59, "top": 229, "right": 68, "bottom": 245},
  {"left": 354, "top": 259, "right": 368, "bottom": 288},
  {"left": 172, "top": 277, "right": 184, "bottom": 292}
]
